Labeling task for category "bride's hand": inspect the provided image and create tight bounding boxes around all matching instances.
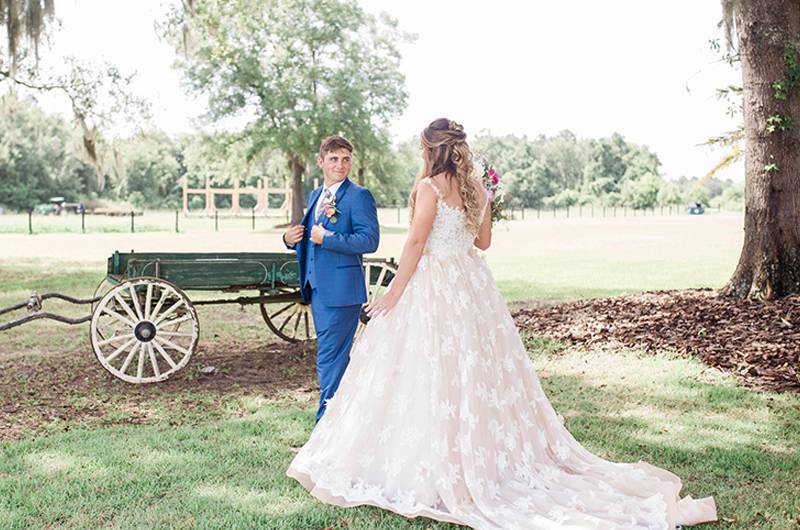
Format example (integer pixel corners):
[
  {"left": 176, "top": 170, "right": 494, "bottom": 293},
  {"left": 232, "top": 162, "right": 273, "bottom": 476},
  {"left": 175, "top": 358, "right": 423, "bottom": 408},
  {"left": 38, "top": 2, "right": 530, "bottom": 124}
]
[{"left": 365, "top": 290, "right": 400, "bottom": 318}]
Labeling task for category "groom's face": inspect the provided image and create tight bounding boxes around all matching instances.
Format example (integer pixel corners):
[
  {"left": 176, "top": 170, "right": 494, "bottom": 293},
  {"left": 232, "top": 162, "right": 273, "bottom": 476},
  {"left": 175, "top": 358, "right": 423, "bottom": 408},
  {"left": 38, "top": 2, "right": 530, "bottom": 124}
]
[{"left": 317, "top": 148, "right": 352, "bottom": 184}]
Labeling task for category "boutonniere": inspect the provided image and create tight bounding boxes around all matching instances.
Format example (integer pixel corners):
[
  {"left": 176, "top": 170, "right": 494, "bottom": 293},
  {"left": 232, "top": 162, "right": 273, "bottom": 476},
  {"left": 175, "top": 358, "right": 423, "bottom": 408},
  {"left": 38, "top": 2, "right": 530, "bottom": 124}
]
[{"left": 321, "top": 194, "right": 338, "bottom": 223}]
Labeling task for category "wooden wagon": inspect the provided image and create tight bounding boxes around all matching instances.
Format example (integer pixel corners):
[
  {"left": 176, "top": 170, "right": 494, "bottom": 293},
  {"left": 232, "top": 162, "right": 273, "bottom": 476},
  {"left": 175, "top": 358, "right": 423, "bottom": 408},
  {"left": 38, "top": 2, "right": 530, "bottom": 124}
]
[{"left": 1, "top": 251, "right": 397, "bottom": 384}]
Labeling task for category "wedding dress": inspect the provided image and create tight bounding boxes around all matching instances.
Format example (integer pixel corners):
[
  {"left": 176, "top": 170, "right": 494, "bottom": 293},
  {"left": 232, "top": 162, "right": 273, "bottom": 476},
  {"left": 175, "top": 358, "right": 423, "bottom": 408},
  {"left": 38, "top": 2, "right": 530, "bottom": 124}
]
[{"left": 287, "top": 179, "right": 717, "bottom": 529}]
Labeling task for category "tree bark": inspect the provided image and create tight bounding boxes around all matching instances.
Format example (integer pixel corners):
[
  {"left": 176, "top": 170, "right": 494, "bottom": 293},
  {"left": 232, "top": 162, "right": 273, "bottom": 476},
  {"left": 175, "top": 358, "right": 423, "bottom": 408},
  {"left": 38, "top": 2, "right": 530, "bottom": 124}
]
[
  {"left": 722, "top": 0, "right": 800, "bottom": 299},
  {"left": 289, "top": 154, "right": 306, "bottom": 224}
]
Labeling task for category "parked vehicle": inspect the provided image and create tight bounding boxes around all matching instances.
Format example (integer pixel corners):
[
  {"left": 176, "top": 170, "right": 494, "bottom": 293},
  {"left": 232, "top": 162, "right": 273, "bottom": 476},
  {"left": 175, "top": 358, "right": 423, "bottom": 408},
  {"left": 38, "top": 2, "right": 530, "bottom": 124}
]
[{"left": 687, "top": 202, "right": 705, "bottom": 215}]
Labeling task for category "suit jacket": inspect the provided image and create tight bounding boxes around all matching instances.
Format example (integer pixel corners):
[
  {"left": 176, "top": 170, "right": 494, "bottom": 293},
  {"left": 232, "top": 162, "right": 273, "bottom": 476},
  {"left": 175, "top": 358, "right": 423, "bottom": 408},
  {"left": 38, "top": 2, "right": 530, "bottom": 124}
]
[{"left": 285, "top": 178, "right": 380, "bottom": 306}]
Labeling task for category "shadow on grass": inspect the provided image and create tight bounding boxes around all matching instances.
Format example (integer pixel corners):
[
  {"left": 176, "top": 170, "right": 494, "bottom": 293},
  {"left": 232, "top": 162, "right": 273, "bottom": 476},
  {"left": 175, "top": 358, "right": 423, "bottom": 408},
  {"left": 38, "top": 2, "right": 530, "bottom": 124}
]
[{"left": 1, "top": 364, "right": 797, "bottom": 529}]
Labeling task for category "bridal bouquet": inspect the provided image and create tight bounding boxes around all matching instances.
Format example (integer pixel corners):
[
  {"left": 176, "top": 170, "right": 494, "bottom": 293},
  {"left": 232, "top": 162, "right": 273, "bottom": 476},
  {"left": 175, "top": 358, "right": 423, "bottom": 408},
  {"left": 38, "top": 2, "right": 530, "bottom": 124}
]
[{"left": 475, "top": 156, "right": 507, "bottom": 224}]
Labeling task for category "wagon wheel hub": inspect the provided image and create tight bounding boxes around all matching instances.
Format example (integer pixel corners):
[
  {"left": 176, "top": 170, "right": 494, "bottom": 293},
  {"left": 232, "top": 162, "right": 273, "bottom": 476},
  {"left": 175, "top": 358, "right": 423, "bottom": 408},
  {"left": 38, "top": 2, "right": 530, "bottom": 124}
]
[{"left": 134, "top": 320, "right": 157, "bottom": 342}]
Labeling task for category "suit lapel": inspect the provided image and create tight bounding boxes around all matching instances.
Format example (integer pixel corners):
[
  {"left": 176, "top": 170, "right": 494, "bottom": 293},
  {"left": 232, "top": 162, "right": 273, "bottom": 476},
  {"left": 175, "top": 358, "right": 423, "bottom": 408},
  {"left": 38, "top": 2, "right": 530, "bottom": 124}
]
[
  {"left": 322, "top": 178, "right": 351, "bottom": 230},
  {"left": 304, "top": 186, "right": 324, "bottom": 227}
]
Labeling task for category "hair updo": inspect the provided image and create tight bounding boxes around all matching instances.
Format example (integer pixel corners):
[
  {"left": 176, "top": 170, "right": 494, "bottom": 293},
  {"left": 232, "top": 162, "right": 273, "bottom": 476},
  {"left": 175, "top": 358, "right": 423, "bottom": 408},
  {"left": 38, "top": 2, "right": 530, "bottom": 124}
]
[{"left": 409, "top": 118, "right": 485, "bottom": 234}]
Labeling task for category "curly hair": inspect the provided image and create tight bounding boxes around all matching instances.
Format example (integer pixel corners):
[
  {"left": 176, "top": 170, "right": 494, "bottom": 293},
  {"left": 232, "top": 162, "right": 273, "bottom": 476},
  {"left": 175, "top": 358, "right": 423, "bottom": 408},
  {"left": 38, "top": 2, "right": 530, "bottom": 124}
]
[{"left": 409, "top": 118, "right": 484, "bottom": 234}]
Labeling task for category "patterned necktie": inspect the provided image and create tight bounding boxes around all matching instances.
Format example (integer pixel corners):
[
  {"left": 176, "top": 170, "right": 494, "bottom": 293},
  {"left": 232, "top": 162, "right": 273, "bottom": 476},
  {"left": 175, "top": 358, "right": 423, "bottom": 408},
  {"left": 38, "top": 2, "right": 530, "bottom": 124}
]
[{"left": 316, "top": 188, "right": 332, "bottom": 222}]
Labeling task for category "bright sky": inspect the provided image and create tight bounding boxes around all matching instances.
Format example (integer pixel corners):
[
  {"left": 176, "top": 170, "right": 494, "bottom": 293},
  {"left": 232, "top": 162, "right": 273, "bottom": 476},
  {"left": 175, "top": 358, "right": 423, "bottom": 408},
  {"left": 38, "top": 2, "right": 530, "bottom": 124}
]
[{"left": 35, "top": 0, "right": 742, "bottom": 181}]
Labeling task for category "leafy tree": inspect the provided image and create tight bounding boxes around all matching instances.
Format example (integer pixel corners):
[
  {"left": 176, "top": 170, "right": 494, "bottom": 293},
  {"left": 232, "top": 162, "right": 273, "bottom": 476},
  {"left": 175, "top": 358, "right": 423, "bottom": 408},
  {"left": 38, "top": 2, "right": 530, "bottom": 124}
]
[
  {"left": 162, "top": 0, "right": 410, "bottom": 222},
  {"left": 620, "top": 173, "right": 663, "bottom": 209},
  {"left": 0, "top": 94, "right": 95, "bottom": 211}
]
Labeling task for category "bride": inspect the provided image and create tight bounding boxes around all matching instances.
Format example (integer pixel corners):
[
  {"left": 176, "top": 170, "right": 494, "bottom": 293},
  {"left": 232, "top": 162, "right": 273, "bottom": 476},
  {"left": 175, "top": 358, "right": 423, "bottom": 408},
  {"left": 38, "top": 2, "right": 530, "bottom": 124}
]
[{"left": 287, "top": 118, "right": 717, "bottom": 529}]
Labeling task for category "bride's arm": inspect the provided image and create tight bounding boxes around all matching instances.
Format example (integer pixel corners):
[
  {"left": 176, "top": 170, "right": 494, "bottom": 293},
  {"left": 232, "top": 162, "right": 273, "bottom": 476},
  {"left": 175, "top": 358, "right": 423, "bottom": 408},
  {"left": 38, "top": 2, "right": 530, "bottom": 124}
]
[
  {"left": 474, "top": 191, "right": 492, "bottom": 250},
  {"left": 365, "top": 183, "right": 437, "bottom": 317}
]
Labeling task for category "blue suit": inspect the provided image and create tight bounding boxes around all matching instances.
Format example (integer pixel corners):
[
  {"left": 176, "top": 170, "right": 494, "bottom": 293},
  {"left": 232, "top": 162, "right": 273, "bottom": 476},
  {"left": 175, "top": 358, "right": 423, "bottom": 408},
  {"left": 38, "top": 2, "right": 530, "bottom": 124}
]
[{"left": 285, "top": 178, "right": 379, "bottom": 422}]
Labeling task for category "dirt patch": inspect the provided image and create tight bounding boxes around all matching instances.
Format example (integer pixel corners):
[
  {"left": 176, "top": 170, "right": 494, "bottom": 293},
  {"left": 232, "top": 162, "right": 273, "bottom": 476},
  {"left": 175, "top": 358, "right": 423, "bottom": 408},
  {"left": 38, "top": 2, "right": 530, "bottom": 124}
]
[
  {"left": 0, "top": 339, "right": 318, "bottom": 441},
  {"left": 514, "top": 288, "right": 800, "bottom": 393}
]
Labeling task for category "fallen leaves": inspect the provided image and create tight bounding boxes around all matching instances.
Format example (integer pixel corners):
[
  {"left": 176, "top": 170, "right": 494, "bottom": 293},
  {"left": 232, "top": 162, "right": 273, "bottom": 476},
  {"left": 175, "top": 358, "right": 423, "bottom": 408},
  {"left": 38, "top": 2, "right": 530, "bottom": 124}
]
[{"left": 514, "top": 288, "right": 800, "bottom": 393}]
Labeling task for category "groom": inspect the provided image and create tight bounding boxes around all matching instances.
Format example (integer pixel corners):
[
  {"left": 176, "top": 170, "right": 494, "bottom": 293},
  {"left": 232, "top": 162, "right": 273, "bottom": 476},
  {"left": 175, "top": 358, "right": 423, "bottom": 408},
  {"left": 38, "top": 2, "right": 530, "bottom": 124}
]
[{"left": 282, "top": 135, "right": 380, "bottom": 423}]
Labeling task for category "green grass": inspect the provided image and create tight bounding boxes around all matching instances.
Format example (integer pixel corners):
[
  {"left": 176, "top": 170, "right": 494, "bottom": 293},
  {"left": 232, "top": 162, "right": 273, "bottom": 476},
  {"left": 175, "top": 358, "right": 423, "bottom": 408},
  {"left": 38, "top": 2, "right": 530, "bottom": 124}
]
[
  {"left": 1, "top": 341, "right": 798, "bottom": 529},
  {"left": 1, "top": 216, "right": 797, "bottom": 530},
  {"left": 491, "top": 254, "right": 734, "bottom": 302}
]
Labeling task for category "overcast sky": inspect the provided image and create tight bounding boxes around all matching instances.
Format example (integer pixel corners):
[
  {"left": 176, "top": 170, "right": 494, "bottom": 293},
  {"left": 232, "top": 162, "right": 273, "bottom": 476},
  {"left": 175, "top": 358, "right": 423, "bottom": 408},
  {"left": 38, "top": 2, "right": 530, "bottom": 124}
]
[{"left": 35, "top": 0, "right": 742, "bottom": 181}]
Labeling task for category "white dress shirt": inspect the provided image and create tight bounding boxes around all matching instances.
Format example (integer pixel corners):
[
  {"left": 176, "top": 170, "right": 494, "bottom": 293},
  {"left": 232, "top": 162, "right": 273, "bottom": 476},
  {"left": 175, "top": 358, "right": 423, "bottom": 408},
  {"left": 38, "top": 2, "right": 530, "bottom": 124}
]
[{"left": 315, "top": 180, "right": 344, "bottom": 221}]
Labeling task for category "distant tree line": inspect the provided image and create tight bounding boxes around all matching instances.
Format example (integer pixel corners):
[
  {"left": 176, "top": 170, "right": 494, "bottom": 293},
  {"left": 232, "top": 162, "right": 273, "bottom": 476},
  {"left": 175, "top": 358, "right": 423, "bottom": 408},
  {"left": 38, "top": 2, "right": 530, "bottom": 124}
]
[{"left": 0, "top": 95, "right": 741, "bottom": 213}]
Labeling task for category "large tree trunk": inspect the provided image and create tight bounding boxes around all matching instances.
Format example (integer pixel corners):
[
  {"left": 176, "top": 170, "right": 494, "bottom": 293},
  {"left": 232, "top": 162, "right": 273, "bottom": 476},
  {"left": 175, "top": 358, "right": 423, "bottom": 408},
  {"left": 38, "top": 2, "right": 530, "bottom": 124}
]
[
  {"left": 721, "top": 0, "right": 800, "bottom": 299},
  {"left": 289, "top": 154, "right": 306, "bottom": 224}
]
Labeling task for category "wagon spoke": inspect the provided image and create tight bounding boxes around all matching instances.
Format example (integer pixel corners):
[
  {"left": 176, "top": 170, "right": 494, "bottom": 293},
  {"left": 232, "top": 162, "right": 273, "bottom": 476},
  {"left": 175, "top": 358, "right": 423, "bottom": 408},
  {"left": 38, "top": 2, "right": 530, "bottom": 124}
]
[
  {"left": 152, "top": 339, "right": 178, "bottom": 369},
  {"left": 147, "top": 343, "right": 161, "bottom": 379},
  {"left": 98, "top": 333, "right": 135, "bottom": 347},
  {"left": 149, "top": 288, "right": 170, "bottom": 322},
  {"left": 156, "top": 330, "right": 195, "bottom": 338},
  {"left": 364, "top": 265, "right": 372, "bottom": 295},
  {"left": 128, "top": 285, "right": 144, "bottom": 320},
  {"left": 102, "top": 306, "right": 136, "bottom": 328},
  {"left": 153, "top": 299, "right": 185, "bottom": 326},
  {"left": 291, "top": 309, "right": 302, "bottom": 338},
  {"left": 373, "top": 267, "right": 389, "bottom": 302},
  {"left": 119, "top": 341, "right": 140, "bottom": 374},
  {"left": 104, "top": 337, "right": 138, "bottom": 363},
  {"left": 136, "top": 343, "right": 145, "bottom": 381},
  {"left": 154, "top": 336, "right": 191, "bottom": 356},
  {"left": 279, "top": 307, "right": 298, "bottom": 332},
  {"left": 269, "top": 303, "right": 295, "bottom": 320},
  {"left": 144, "top": 283, "right": 153, "bottom": 320},
  {"left": 113, "top": 294, "right": 140, "bottom": 324},
  {"left": 155, "top": 313, "right": 193, "bottom": 330}
]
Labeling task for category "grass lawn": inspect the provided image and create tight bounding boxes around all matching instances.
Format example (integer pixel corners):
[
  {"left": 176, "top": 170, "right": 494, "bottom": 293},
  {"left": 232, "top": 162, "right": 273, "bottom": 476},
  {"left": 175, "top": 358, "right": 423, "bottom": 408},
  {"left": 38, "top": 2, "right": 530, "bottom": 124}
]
[{"left": 1, "top": 215, "right": 798, "bottom": 529}]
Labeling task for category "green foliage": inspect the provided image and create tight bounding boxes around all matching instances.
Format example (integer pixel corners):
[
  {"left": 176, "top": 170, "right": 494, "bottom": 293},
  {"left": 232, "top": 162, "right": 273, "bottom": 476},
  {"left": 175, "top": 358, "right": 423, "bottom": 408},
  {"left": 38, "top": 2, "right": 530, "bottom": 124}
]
[
  {"left": 0, "top": 94, "right": 95, "bottom": 211},
  {"left": 115, "top": 133, "right": 184, "bottom": 209},
  {"left": 161, "top": 0, "right": 410, "bottom": 204},
  {"left": 620, "top": 173, "right": 662, "bottom": 209}
]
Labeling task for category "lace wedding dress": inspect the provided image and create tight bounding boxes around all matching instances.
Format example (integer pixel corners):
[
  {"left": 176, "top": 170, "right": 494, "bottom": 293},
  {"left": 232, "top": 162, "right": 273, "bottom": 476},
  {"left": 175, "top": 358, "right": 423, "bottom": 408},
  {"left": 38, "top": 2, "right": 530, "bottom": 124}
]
[{"left": 287, "top": 179, "right": 717, "bottom": 529}]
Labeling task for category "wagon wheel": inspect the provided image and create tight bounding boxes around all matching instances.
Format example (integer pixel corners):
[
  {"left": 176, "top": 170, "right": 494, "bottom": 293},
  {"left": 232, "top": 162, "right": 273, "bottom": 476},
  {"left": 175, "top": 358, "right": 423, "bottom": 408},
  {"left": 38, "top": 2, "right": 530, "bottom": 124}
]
[
  {"left": 90, "top": 278, "right": 199, "bottom": 384},
  {"left": 259, "top": 289, "right": 314, "bottom": 343},
  {"left": 355, "top": 261, "right": 398, "bottom": 340}
]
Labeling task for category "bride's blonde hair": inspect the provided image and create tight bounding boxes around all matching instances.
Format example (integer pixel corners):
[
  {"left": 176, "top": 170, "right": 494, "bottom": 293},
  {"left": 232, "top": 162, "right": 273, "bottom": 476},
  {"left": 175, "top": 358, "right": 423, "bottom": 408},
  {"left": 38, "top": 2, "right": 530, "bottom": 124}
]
[{"left": 409, "top": 118, "right": 484, "bottom": 234}]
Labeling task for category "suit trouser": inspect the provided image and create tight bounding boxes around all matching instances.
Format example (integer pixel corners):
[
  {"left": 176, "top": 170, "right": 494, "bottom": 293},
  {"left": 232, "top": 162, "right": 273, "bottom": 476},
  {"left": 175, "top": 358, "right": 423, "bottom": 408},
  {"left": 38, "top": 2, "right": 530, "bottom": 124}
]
[{"left": 310, "top": 288, "right": 360, "bottom": 423}]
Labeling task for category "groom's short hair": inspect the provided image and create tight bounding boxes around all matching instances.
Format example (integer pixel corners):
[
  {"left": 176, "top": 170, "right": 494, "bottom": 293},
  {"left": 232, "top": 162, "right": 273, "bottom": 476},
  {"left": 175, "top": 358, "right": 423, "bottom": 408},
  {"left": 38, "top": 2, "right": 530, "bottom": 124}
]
[{"left": 319, "top": 135, "right": 354, "bottom": 157}]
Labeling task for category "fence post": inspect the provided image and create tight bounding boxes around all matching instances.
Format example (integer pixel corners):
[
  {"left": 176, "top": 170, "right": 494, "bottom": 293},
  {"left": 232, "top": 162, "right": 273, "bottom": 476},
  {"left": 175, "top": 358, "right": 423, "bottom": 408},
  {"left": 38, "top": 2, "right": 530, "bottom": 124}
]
[
  {"left": 130, "top": 211, "right": 135, "bottom": 233},
  {"left": 566, "top": 206, "right": 570, "bottom": 218},
  {"left": 252, "top": 208, "right": 256, "bottom": 231},
  {"left": 81, "top": 210, "right": 85, "bottom": 233},
  {"left": 28, "top": 210, "right": 33, "bottom": 235},
  {"left": 537, "top": 208, "right": 540, "bottom": 219},
  {"left": 521, "top": 207, "right": 525, "bottom": 220},
  {"left": 591, "top": 204, "right": 594, "bottom": 218},
  {"left": 553, "top": 205, "right": 556, "bottom": 218},
  {"left": 175, "top": 210, "right": 180, "bottom": 233},
  {"left": 215, "top": 210, "right": 219, "bottom": 232},
  {"left": 396, "top": 203, "right": 401, "bottom": 224},
  {"left": 579, "top": 205, "right": 582, "bottom": 217}
]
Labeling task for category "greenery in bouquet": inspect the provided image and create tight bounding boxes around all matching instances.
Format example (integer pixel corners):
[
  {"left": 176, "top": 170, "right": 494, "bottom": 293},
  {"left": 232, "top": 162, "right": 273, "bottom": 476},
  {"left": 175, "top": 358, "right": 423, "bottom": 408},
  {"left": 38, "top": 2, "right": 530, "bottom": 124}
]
[{"left": 475, "top": 155, "right": 507, "bottom": 224}]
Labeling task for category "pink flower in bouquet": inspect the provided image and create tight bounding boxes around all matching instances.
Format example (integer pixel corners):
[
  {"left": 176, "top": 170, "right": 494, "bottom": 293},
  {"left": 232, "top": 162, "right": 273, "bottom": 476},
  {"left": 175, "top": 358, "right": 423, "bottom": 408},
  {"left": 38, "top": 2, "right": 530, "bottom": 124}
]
[{"left": 488, "top": 167, "right": 499, "bottom": 185}]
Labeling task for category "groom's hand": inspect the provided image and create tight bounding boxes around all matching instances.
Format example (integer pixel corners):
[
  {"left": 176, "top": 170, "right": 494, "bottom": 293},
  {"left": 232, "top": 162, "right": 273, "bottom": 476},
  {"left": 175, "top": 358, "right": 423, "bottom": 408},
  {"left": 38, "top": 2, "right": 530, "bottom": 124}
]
[
  {"left": 283, "top": 225, "right": 304, "bottom": 246},
  {"left": 310, "top": 223, "right": 326, "bottom": 244}
]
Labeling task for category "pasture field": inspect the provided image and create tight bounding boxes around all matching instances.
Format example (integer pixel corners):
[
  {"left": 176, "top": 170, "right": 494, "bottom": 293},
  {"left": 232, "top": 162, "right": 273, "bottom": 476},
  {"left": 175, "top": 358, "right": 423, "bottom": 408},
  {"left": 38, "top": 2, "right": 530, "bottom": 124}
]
[{"left": 1, "top": 213, "right": 798, "bottom": 529}]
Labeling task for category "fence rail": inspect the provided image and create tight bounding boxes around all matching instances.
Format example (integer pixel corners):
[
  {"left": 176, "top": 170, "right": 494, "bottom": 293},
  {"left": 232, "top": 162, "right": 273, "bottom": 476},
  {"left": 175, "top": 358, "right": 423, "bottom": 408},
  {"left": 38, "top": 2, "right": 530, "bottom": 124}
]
[{"left": 0, "top": 204, "right": 741, "bottom": 235}]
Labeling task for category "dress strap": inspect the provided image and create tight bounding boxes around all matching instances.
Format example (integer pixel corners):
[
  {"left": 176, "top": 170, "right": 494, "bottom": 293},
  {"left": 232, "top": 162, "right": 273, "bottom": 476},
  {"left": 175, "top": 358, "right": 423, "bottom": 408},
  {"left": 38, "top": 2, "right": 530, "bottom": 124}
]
[{"left": 419, "top": 177, "right": 444, "bottom": 200}]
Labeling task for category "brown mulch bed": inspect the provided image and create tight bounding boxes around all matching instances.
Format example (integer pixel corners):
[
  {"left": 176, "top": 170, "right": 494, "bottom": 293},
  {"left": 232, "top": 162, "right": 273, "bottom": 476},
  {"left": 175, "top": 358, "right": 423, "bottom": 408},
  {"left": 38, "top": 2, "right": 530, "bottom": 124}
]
[{"left": 513, "top": 288, "right": 800, "bottom": 393}]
